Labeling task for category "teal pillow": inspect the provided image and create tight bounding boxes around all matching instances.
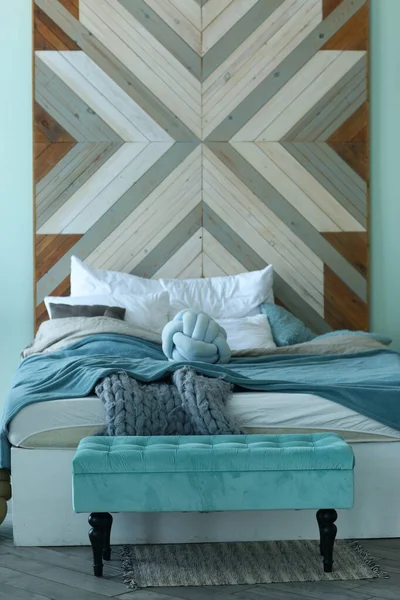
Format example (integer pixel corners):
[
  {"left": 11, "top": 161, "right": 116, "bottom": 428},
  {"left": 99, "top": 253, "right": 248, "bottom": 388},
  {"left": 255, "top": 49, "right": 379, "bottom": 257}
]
[
  {"left": 315, "top": 330, "right": 392, "bottom": 346},
  {"left": 260, "top": 303, "right": 316, "bottom": 347}
]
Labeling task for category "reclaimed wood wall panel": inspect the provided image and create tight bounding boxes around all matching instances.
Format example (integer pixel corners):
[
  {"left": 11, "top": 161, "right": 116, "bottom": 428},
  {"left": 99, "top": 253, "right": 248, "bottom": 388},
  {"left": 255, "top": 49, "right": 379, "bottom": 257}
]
[{"left": 34, "top": 0, "right": 369, "bottom": 332}]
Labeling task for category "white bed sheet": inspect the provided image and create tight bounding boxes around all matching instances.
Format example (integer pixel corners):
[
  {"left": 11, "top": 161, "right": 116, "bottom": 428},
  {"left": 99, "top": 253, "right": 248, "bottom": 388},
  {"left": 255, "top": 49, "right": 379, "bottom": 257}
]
[{"left": 8, "top": 391, "right": 400, "bottom": 448}]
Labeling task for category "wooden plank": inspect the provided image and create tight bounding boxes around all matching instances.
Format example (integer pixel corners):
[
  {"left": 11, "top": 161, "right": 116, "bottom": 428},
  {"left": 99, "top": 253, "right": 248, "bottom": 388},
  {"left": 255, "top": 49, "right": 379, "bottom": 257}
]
[
  {"left": 36, "top": 234, "right": 82, "bottom": 280},
  {"left": 206, "top": 142, "right": 367, "bottom": 301},
  {"left": 323, "top": 232, "right": 368, "bottom": 276},
  {"left": 59, "top": 0, "right": 79, "bottom": 19},
  {"left": 39, "top": 51, "right": 148, "bottom": 143},
  {"left": 203, "top": 148, "right": 325, "bottom": 313},
  {"left": 34, "top": 142, "right": 76, "bottom": 184},
  {"left": 35, "top": 0, "right": 197, "bottom": 141},
  {"left": 328, "top": 102, "right": 367, "bottom": 142},
  {"left": 232, "top": 142, "right": 338, "bottom": 233},
  {"left": 202, "top": 253, "right": 225, "bottom": 277},
  {"left": 323, "top": 3, "right": 368, "bottom": 50},
  {"left": 62, "top": 52, "right": 173, "bottom": 143},
  {"left": 324, "top": 265, "right": 368, "bottom": 330},
  {"left": 203, "top": 204, "right": 331, "bottom": 333},
  {"left": 328, "top": 142, "right": 368, "bottom": 181},
  {"left": 257, "top": 52, "right": 365, "bottom": 142},
  {"left": 35, "top": 276, "right": 70, "bottom": 330},
  {"left": 37, "top": 143, "right": 122, "bottom": 230},
  {"left": 202, "top": 0, "right": 259, "bottom": 54},
  {"left": 34, "top": 141, "right": 50, "bottom": 159},
  {"left": 36, "top": 142, "right": 199, "bottom": 303},
  {"left": 310, "top": 141, "right": 366, "bottom": 196},
  {"left": 87, "top": 146, "right": 201, "bottom": 271},
  {"left": 38, "top": 142, "right": 177, "bottom": 235},
  {"left": 306, "top": 77, "right": 367, "bottom": 142},
  {"left": 203, "top": 0, "right": 322, "bottom": 138},
  {"left": 34, "top": 5, "right": 80, "bottom": 51},
  {"left": 143, "top": 0, "right": 201, "bottom": 52},
  {"left": 119, "top": 0, "right": 201, "bottom": 79},
  {"left": 35, "top": 58, "right": 123, "bottom": 143},
  {"left": 202, "top": 0, "right": 234, "bottom": 30},
  {"left": 203, "top": 146, "right": 322, "bottom": 272},
  {"left": 79, "top": 0, "right": 202, "bottom": 137},
  {"left": 202, "top": 0, "right": 284, "bottom": 81},
  {"left": 151, "top": 226, "right": 203, "bottom": 279},
  {"left": 323, "top": 0, "right": 344, "bottom": 18},
  {"left": 177, "top": 253, "right": 203, "bottom": 278},
  {"left": 282, "top": 142, "right": 366, "bottom": 226},
  {"left": 206, "top": 0, "right": 367, "bottom": 141},
  {"left": 203, "top": 229, "right": 246, "bottom": 274},
  {"left": 170, "top": 0, "right": 201, "bottom": 29},
  {"left": 233, "top": 49, "right": 340, "bottom": 142},
  {"left": 34, "top": 102, "right": 76, "bottom": 143},
  {"left": 255, "top": 142, "right": 365, "bottom": 232}
]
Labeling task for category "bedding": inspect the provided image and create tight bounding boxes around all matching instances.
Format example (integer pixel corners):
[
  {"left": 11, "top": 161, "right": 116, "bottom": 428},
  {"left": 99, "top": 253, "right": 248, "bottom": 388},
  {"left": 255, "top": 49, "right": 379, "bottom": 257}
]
[
  {"left": 9, "top": 393, "right": 400, "bottom": 450},
  {"left": 2, "top": 316, "right": 400, "bottom": 471},
  {"left": 45, "top": 292, "right": 170, "bottom": 337},
  {"left": 70, "top": 256, "right": 274, "bottom": 318},
  {"left": 97, "top": 369, "right": 238, "bottom": 436}
]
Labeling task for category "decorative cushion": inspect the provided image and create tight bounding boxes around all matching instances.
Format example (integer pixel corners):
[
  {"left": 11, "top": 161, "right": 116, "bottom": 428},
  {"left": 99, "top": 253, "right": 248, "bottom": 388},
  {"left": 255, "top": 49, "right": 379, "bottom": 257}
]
[
  {"left": 162, "top": 310, "right": 231, "bottom": 363},
  {"left": 260, "top": 303, "right": 316, "bottom": 346},
  {"left": 48, "top": 303, "right": 126, "bottom": 321}
]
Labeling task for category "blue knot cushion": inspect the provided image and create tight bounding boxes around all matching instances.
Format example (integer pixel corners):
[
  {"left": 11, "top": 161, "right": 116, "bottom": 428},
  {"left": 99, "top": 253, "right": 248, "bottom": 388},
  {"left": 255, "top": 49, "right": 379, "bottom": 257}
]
[
  {"left": 260, "top": 302, "right": 317, "bottom": 346},
  {"left": 162, "top": 310, "right": 231, "bottom": 363},
  {"left": 72, "top": 433, "right": 354, "bottom": 513}
]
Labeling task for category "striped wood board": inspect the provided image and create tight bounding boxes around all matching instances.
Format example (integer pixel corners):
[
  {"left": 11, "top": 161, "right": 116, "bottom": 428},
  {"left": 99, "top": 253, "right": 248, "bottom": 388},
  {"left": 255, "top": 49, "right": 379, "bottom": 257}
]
[{"left": 33, "top": 0, "right": 369, "bottom": 332}]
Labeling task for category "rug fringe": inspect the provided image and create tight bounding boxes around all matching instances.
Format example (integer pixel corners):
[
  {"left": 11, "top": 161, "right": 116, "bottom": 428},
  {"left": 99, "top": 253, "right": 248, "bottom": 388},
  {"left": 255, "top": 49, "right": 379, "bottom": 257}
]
[
  {"left": 120, "top": 545, "right": 138, "bottom": 589},
  {"left": 346, "top": 541, "right": 389, "bottom": 579}
]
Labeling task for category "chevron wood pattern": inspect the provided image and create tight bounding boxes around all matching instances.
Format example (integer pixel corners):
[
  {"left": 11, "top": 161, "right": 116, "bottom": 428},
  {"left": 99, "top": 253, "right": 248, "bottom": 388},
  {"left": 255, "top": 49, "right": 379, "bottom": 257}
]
[{"left": 34, "top": 0, "right": 369, "bottom": 333}]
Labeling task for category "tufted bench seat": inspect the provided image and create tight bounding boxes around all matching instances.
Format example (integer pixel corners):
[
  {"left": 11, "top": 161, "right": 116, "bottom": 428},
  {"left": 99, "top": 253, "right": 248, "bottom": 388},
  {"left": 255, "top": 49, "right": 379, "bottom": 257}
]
[{"left": 72, "top": 433, "right": 354, "bottom": 577}]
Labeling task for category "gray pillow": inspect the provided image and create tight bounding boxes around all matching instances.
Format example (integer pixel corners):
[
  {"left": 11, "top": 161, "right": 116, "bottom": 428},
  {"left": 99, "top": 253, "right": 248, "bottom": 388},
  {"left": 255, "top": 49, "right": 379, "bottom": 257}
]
[{"left": 48, "top": 303, "right": 126, "bottom": 321}]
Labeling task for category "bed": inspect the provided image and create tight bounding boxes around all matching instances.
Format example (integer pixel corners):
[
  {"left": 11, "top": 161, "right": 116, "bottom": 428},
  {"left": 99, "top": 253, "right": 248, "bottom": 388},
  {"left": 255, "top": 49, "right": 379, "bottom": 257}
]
[
  {"left": 8, "top": 390, "right": 400, "bottom": 546},
  {"left": 4, "top": 258, "right": 400, "bottom": 546}
]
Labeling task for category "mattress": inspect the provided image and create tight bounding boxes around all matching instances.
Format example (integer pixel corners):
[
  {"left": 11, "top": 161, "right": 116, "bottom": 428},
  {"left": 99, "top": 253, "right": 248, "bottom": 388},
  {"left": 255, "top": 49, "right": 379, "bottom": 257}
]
[{"left": 8, "top": 392, "right": 400, "bottom": 449}]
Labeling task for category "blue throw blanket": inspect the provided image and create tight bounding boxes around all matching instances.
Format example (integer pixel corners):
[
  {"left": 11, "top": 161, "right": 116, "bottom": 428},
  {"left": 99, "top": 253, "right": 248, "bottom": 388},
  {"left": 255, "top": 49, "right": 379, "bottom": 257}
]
[{"left": 2, "top": 334, "right": 400, "bottom": 471}]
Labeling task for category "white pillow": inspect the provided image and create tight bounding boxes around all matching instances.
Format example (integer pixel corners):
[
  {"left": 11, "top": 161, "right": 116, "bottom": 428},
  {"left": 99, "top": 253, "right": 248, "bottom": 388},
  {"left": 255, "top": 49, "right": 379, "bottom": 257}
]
[
  {"left": 70, "top": 256, "right": 274, "bottom": 319},
  {"left": 44, "top": 292, "right": 170, "bottom": 336},
  {"left": 218, "top": 315, "right": 276, "bottom": 352},
  {"left": 70, "top": 256, "right": 162, "bottom": 297}
]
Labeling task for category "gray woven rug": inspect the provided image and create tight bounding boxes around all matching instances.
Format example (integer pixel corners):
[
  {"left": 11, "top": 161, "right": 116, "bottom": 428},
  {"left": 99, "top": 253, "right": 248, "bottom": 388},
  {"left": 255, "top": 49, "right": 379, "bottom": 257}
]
[{"left": 121, "top": 540, "right": 386, "bottom": 589}]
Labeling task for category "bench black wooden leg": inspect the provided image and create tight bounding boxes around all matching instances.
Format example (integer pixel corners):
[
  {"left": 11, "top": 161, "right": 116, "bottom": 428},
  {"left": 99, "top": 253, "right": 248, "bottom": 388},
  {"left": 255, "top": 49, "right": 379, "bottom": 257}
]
[
  {"left": 89, "top": 512, "right": 112, "bottom": 577},
  {"left": 102, "top": 513, "right": 113, "bottom": 561},
  {"left": 316, "top": 509, "right": 338, "bottom": 573}
]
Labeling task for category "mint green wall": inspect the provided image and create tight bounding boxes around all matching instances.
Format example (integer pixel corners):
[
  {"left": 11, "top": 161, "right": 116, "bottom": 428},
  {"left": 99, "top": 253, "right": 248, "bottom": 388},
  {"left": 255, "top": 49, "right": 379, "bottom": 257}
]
[
  {"left": 0, "top": 1, "right": 397, "bottom": 405},
  {"left": 0, "top": 0, "right": 33, "bottom": 404},
  {"left": 370, "top": 0, "right": 400, "bottom": 348}
]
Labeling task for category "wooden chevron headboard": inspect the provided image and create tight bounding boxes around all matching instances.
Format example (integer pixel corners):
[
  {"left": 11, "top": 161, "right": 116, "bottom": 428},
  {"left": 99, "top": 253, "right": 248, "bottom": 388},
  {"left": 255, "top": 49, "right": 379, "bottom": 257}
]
[{"left": 34, "top": 0, "right": 369, "bottom": 333}]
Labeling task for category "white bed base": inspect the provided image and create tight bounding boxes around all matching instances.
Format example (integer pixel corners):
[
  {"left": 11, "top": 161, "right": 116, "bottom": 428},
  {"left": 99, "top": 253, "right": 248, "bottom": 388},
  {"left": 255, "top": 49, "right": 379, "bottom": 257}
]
[{"left": 11, "top": 441, "right": 400, "bottom": 546}]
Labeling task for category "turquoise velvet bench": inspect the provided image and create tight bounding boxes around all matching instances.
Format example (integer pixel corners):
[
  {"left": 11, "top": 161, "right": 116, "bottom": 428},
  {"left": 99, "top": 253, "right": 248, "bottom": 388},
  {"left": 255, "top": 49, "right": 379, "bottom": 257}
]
[{"left": 72, "top": 433, "right": 354, "bottom": 577}]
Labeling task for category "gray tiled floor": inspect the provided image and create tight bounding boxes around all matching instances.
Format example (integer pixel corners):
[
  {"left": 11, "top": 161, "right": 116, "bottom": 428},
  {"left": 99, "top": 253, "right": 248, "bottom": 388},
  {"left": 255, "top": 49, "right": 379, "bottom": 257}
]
[{"left": 1, "top": 512, "right": 399, "bottom": 600}]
